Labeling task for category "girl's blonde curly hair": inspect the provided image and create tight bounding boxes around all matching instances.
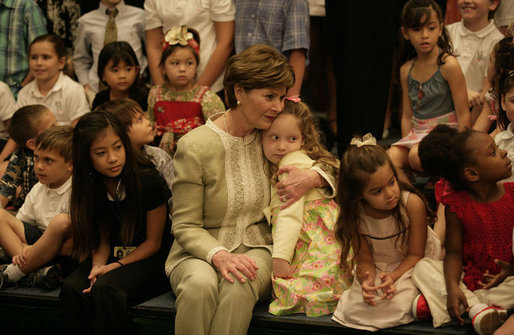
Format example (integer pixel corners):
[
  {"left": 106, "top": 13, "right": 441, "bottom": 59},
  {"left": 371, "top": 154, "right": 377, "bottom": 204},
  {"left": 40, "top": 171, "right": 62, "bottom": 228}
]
[{"left": 267, "top": 100, "right": 339, "bottom": 181}]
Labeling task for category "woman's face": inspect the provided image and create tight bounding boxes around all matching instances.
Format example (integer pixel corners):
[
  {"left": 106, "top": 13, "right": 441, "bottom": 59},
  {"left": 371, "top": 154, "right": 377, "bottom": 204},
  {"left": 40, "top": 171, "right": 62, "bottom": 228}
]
[{"left": 236, "top": 87, "right": 287, "bottom": 130}]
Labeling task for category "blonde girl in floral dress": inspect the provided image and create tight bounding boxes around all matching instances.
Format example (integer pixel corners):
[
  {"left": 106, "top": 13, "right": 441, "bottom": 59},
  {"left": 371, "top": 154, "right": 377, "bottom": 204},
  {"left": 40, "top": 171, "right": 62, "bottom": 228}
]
[
  {"left": 147, "top": 26, "right": 225, "bottom": 156},
  {"left": 261, "top": 100, "right": 352, "bottom": 317}
]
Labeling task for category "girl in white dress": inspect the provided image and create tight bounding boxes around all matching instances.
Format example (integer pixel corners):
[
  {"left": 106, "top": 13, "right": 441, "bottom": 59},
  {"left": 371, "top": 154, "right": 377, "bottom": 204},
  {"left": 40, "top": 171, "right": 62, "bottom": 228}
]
[{"left": 332, "top": 134, "right": 442, "bottom": 331}]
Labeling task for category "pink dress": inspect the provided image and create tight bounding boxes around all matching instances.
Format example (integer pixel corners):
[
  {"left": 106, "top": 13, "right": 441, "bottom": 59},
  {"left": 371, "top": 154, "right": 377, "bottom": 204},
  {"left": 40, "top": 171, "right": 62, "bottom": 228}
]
[{"left": 332, "top": 192, "right": 442, "bottom": 331}]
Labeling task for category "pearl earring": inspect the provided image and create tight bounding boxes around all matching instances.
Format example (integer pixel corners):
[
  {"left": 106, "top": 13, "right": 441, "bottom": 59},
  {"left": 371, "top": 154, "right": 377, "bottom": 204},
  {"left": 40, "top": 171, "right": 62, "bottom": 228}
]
[{"left": 237, "top": 100, "right": 241, "bottom": 106}]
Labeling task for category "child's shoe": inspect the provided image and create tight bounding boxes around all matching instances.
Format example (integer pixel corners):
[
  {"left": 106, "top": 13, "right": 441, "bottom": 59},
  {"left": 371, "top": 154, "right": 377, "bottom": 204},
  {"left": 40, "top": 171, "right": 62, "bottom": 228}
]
[
  {"left": 0, "top": 248, "right": 9, "bottom": 263},
  {"left": 412, "top": 294, "right": 432, "bottom": 321},
  {"left": 472, "top": 306, "right": 508, "bottom": 335},
  {"left": 0, "top": 264, "right": 17, "bottom": 289},
  {"left": 22, "top": 264, "right": 61, "bottom": 290}
]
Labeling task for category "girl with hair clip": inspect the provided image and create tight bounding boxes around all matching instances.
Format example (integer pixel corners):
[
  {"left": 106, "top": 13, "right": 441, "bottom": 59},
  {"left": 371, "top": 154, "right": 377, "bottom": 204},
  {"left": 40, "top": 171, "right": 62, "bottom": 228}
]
[
  {"left": 474, "top": 26, "right": 514, "bottom": 136},
  {"left": 414, "top": 125, "right": 514, "bottom": 335},
  {"left": 147, "top": 25, "right": 225, "bottom": 156},
  {"left": 332, "top": 134, "right": 442, "bottom": 331},
  {"left": 261, "top": 100, "right": 352, "bottom": 317},
  {"left": 387, "top": 0, "right": 470, "bottom": 182},
  {"left": 92, "top": 41, "right": 149, "bottom": 111},
  {"left": 59, "top": 112, "right": 172, "bottom": 335}
]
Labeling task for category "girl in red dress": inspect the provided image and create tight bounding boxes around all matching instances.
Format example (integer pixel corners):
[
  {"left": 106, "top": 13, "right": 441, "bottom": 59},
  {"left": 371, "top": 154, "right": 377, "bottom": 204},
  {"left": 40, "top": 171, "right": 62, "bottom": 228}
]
[
  {"left": 413, "top": 124, "right": 514, "bottom": 335},
  {"left": 147, "top": 25, "right": 225, "bottom": 156}
]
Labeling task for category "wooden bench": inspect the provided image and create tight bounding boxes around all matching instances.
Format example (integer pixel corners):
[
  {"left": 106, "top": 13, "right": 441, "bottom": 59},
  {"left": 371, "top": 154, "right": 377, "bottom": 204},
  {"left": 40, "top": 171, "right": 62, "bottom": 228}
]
[{"left": 0, "top": 287, "right": 474, "bottom": 334}]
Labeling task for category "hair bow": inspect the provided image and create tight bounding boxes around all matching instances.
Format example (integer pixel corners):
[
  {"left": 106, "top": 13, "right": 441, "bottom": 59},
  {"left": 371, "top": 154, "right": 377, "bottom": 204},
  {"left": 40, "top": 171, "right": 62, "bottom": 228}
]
[
  {"left": 285, "top": 96, "right": 301, "bottom": 103},
  {"left": 350, "top": 133, "right": 377, "bottom": 147},
  {"left": 163, "top": 25, "right": 199, "bottom": 55}
]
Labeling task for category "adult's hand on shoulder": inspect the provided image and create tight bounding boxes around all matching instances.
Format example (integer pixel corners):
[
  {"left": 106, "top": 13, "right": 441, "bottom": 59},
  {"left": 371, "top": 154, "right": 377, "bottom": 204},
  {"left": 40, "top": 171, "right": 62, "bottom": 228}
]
[
  {"left": 276, "top": 166, "right": 319, "bottom": 209},
  {"left": 212, "top": 250, "right": 258, "bottom": 284}
]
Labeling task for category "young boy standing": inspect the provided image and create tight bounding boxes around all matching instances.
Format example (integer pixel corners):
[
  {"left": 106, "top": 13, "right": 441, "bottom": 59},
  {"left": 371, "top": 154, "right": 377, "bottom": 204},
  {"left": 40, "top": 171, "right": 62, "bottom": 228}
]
[
  {"left": 0, "top": 125, "right": 73, "bottom": 289},
  {"left": 0, "top": 104, "right": 57, "bottom": 209},
  {"left": 446, "top": 0, "right": 503, "bottom": 119},
  {"left": 73, "top": 0, "right": 146, "bottom": 96}
]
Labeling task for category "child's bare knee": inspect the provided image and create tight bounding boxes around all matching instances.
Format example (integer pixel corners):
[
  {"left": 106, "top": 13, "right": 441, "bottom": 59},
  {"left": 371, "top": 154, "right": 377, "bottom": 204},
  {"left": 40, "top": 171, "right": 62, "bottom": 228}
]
[
  {"left": 408, "top": 148, "right": 422, "bottom": 171},
  {"left": 47, "top": 214, "right": 71, "bottom": 234}
]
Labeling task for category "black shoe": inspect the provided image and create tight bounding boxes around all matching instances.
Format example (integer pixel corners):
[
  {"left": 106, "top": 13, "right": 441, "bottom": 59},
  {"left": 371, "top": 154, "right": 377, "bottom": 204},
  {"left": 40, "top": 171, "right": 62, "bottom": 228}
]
[
  {"left": 0, "top": 248, "right": 10, "bottom": 263},
  {"left": 22, "top": 264, "right": 62, "bottom": 290},
  {"left": 0, "top": 264, "right": 17, "bottom": 289}
]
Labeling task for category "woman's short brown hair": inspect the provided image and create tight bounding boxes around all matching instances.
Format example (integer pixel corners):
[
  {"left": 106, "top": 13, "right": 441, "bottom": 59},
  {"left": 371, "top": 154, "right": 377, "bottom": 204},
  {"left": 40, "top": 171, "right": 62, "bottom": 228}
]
[{"left": 223, "top": 44, "right": 295, "bottom": 109}]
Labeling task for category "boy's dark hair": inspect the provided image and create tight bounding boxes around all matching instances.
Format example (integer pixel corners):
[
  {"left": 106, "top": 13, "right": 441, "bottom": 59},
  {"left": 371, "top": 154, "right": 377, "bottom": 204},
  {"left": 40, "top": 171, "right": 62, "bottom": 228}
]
[
  {"left": 94, "top": 98, "right": 143, "bottom": 132},
  {"left": 8, "top": 105, "right": 51, "bottom": 147},
  {"left": 418, "top": 124, "right": 475, "bottom": 191},
  {"left": 35, "top": 125, "right": 74, "bottom": 162}
]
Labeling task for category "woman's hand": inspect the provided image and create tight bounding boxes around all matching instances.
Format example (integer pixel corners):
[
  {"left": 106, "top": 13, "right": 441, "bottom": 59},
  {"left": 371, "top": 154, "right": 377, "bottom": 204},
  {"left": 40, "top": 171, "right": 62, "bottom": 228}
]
[
  {"left": 376, "top": 272, "right": 396, "bottom": 300},
  {"left": 212, "top": 250, "right": 258, "bottom": 284},
  {"left": 478, "top": 259, "right": 514, "bottom": 290},
  {"left": 276, "top": 166, "right": 321, "bottom": 209},
  {"left": 446, "top": 286, "right": 469, "bottom": 325},
  {"left": 361, "top": 271, "right": 378, "bottom": 306},
  {"left": 272, "top": 258, "right": 292, "bottom": 279}
]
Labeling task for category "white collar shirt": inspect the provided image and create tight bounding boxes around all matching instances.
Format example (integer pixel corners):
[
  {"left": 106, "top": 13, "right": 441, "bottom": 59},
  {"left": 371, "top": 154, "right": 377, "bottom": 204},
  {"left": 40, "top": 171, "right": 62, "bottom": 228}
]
[
  {"left": 73, "top": 0, "right": 147, "bottom": 92},
  {"left": 15, "top": 72, "right": 90, "bottom": 125},
  {"left": 16, "top": 176, "right": 72, "bottom": 231}
]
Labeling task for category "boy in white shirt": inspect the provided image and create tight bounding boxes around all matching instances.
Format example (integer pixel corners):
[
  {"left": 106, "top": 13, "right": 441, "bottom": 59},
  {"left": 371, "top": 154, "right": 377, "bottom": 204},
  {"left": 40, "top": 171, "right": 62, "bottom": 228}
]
[
  {"left": 446, "top": 0, "right": 503, "bottom": 121},
  {"left": 0, "top": 126, "right": 73, "bottom": 289},
  {"left": 73, "top": 0, "right": 146, "bottom": 96}
]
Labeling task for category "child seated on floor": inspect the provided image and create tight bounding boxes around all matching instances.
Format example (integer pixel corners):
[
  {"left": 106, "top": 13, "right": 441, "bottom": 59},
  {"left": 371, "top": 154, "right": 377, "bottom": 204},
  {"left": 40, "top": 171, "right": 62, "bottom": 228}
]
[
  {"left": 414, "top": 125, "right": 514, "bottom": 335},
  {"left": 332, "top": 134, "right": 441, "bottom": 331},
  {"left": 95, "top": 98, "right": 173, "bottom": 207},
  {"left": 261, "top": 100, "right": 352, "bottom": 317},
  {"left": 0, "top": 105, "right": 57, "bottom": 209},
  {"left": 0, "top": 126, "right": 73, "bottom": 289}
]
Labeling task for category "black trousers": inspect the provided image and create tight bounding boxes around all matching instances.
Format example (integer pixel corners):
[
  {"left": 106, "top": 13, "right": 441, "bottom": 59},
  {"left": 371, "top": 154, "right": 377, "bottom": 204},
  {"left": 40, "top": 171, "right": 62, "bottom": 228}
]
[{"left": 59, "top": 252, "right": 170, "bottom": 335}]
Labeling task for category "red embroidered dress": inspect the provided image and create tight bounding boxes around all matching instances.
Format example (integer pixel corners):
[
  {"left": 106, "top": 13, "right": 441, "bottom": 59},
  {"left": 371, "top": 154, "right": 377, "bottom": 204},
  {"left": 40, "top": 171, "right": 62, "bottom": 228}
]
[
  {"left": 147, "top": 85, "right": 225, "bottom": 156},
  {"left": 442, "top": 182, "right": 514, "bottom": 291}
]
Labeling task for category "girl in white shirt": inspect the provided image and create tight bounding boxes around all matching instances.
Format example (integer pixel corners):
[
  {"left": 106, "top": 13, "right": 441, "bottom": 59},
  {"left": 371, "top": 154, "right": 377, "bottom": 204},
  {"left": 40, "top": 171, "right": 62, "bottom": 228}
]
[{"left": 16, "top": 34, "right": 90, "bottom": 127}]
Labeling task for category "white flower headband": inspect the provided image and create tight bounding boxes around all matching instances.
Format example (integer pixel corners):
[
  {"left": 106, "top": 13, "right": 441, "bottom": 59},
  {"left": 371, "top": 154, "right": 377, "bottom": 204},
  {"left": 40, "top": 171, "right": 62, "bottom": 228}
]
[{"left": 163, "top": 25, "right": 199, "bottom": 55}]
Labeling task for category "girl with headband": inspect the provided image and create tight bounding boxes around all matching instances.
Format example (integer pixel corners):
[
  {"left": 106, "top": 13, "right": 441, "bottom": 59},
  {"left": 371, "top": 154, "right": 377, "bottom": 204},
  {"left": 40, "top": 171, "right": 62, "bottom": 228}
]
[{"left": 147, "top": 25, "right": 225, "bottom": 156}]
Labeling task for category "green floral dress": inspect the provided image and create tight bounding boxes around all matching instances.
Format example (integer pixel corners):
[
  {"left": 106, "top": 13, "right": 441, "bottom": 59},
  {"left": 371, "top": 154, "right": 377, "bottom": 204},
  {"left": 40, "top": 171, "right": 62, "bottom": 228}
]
[{"left": 269, "top": 198, "right": 353, "bottom": 317}]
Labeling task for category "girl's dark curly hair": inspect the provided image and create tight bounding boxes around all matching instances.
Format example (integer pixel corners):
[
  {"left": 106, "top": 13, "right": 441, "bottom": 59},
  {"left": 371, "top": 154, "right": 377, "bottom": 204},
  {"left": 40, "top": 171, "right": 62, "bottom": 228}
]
[{"left": 418, "top": 125, "right": 475, "bottom": 191}]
